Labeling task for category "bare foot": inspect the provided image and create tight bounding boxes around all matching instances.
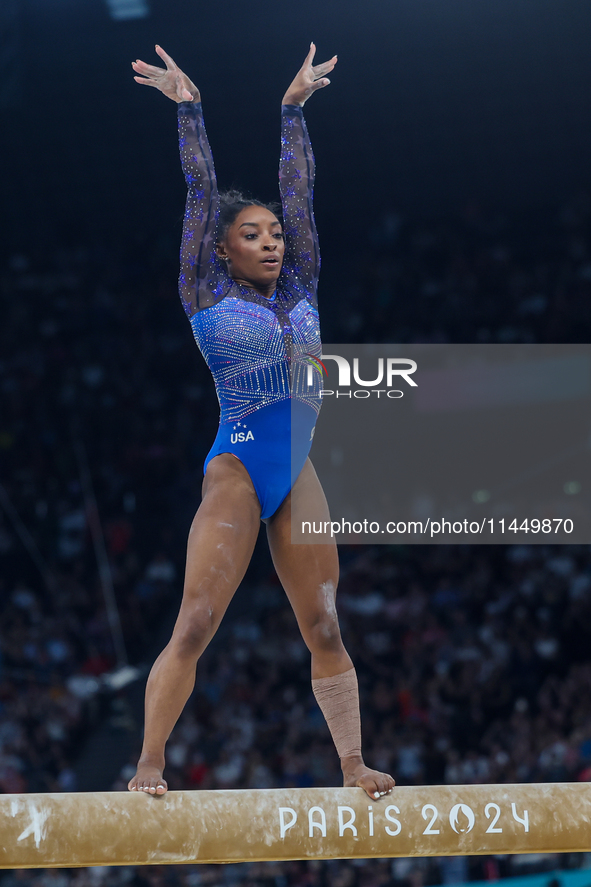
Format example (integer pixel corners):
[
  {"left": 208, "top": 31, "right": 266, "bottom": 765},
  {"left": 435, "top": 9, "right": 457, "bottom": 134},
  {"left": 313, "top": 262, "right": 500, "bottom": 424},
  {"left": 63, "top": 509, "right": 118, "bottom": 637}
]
[
  {"left": 342, "top": 754, "right": 395, "bottom": 800},
  {"left": 128, "top": 760, "right": 168, "bottom": 795}
]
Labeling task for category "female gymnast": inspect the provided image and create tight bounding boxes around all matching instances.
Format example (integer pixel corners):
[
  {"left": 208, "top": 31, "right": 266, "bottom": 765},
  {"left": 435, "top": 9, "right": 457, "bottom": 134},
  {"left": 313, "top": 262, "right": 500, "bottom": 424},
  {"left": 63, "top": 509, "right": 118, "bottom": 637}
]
[{"left": 128, "top": 44, "right": 395, "bottom": 801}]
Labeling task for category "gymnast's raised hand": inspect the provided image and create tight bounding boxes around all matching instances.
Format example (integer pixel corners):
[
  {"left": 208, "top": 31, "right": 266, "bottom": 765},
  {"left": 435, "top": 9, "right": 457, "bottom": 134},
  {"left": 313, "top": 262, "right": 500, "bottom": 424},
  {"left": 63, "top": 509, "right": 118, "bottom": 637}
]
[
  {"left": 281, "top": 42, "right": 337, "bottom": 106},
  {"left": 132, "top": 44, "right": 199, "bottom": 103}
]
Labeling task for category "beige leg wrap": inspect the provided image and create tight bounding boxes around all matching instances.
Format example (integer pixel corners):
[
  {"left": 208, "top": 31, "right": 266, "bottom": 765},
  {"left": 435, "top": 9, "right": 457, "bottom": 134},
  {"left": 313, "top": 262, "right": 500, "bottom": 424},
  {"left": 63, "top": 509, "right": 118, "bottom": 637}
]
[{"left": 312, "top": 666, "right": 362, "bottom": 759}]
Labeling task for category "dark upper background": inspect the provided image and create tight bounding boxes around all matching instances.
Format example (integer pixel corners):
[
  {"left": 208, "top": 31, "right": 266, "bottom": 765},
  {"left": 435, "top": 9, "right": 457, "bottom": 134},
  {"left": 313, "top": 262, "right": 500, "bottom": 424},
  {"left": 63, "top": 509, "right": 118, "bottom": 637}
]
[{"left": 2, "top": 0, "right": 591, "bottom": 258}]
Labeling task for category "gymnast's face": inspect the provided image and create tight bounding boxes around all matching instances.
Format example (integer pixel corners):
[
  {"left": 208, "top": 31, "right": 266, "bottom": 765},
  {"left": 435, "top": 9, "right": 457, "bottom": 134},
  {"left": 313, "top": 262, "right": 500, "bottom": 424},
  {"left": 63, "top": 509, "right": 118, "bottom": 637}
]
[{"left": 217, "top": 206, "right": 285, "bottom": 295}]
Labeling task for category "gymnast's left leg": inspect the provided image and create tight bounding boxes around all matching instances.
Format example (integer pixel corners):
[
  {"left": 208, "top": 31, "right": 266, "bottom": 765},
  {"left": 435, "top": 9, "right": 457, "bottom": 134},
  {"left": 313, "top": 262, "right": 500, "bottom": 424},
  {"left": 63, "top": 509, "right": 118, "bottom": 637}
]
[{"left": 265, "top": 458, "right": 395, "bottom": 800}]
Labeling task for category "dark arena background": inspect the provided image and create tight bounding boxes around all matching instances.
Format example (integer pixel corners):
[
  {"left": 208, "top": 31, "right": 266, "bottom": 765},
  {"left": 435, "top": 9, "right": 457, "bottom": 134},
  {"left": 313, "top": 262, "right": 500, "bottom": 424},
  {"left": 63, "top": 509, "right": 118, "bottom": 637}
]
[{"left": 2, "top": 0, "right": 591, "bottom": 885}]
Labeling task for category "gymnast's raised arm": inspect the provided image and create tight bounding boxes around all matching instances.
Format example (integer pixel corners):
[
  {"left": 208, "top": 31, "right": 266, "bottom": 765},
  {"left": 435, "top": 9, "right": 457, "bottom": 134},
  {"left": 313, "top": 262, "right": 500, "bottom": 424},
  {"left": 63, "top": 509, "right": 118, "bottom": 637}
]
[
  {"left": 279, "top": 44, "right": 337, "bottom": 303},
  {"left": 132, "top": 46, "right": 225, "bottom": 316}
]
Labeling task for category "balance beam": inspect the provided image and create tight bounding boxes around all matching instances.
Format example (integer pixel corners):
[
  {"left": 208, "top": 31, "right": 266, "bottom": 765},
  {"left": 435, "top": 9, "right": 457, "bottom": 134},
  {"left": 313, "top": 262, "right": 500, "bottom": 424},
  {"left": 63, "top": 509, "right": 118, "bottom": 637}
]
[{"left": 1, "top": 783, "right": 589, "bottom": 869}]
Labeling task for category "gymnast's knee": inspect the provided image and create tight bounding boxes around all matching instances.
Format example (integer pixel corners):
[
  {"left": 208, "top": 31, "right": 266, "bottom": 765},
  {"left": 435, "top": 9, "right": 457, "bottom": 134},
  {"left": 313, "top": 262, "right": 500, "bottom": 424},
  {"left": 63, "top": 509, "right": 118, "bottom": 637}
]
[
  {"left": 301, "top": 611, "right": 344, "bottom": 656},
  {"left": 171, "top": 605, "right": 218, "bottom": 659}
]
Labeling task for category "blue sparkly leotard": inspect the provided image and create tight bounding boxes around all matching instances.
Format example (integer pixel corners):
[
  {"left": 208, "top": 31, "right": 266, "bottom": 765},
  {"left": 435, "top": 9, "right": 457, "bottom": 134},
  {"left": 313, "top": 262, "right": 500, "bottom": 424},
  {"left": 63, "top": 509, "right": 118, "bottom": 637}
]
[{"left": 177, "top": 101, "right": 322, "bottom": 519}]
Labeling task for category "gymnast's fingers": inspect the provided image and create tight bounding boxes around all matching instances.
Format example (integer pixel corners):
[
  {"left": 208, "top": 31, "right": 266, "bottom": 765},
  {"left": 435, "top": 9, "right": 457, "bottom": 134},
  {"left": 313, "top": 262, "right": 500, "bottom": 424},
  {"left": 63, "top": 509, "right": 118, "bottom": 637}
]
[
  {"left": 133, "top": 58, "right": 165, "bottom": 76},
  {"left": 175, "top": 75, "right": 194, "bottom": 102},
  {"left": 133, "top": 76, "right": 163, "bottom": 88},
  {"left": 155, "top": 44, "right": 178, "bottom": 71},
  {"left": 312, "top": 56, "right": 338, "bottom": 79},
  {"left": 302, "top": 41, "right": 316, "bottom": 70},
  {"left": 308, "top": 77, "right": 331, "bottom": 94}
]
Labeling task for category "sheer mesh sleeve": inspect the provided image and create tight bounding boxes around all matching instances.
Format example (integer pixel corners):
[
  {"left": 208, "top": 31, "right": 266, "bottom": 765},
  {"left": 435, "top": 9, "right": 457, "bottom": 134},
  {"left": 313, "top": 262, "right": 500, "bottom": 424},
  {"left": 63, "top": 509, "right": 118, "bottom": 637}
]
[
  {"left": 178, "top": 102, "right": 229, "bottom": 316},
  {"left": 279, "top": 105, "right": 319, "bottom": 306}
]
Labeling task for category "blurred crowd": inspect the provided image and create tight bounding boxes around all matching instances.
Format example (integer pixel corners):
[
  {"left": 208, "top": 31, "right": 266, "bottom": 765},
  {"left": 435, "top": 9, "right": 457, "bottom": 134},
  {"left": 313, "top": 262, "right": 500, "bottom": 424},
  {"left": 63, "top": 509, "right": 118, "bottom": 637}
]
[
  {"left": 328, "top": 194, "right": 591, "bottom": 345},
  {"left": 0, "top": 237, "right": 198, "bottom": 796},
  {"left": 1, "top": 193, "right": 591, "bottom": 886}
]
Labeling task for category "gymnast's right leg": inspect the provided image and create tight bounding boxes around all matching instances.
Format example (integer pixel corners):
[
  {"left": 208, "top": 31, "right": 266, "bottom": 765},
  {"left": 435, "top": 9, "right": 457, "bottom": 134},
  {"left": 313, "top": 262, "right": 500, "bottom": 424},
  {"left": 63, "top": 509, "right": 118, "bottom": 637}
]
[{"left": 128, "top": 454, "right": 261, "bottom": 794}]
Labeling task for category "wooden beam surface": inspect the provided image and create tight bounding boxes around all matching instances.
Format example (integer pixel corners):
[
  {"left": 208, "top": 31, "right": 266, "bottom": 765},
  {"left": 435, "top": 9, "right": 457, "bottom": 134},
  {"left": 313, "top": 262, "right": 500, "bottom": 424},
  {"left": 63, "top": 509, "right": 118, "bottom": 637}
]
[{"left": 1, "top": 783, "right": 589, "bottom": 869}]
